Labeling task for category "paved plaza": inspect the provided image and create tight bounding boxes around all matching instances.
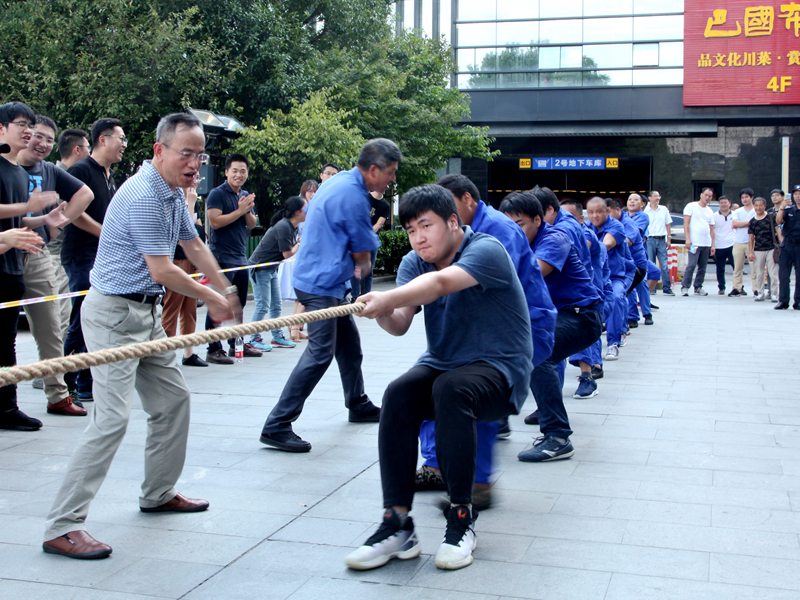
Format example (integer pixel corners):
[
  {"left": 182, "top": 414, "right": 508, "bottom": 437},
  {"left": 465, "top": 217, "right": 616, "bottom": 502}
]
[{"left": 2, "top": 276, "right": 800, "bottom": 600}]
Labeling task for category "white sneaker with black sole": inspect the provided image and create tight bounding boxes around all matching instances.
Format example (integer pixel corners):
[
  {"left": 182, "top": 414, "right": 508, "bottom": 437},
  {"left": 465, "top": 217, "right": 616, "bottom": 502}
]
[
  {"left": 605, "top": 344, "right": 619, "bottom": 361},
  {"left": 345, "top": 508, "right": 420, "bottom": 570},
  {"left": 435, "top": 505, "right": 477, "bottom": 570}
]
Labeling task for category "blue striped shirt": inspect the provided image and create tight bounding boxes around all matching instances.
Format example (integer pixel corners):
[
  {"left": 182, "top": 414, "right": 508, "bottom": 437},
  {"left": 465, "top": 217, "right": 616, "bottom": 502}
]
[{"left": 90, "top": 161, "right": 197, "bottom": 295}]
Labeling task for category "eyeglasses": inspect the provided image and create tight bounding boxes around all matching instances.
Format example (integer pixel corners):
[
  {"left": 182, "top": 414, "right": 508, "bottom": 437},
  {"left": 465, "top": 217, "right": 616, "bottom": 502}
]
[
  {"left": 6, "top": 120, "right": 35, "bottom": 131},
  {"left": 162, "top": 144, "right": 209, "bottom": 164},
  {"left": 102, "top": 134, "right": 128, "bottom": 144},
  {"left": 33, "top": 133, "right": 55, "bottom": 145}
]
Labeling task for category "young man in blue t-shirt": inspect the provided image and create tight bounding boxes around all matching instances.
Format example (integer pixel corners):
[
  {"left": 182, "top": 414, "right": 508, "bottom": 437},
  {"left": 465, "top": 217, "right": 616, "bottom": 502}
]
[
  {"left": 204, "top": 153, "right": 261, "bottom": 364},
  {"left": 501, "top": 192, "right": 602, "bottom": 461},
  {"left": 345, "top": 184, "right": 532, "bottom": 572}
]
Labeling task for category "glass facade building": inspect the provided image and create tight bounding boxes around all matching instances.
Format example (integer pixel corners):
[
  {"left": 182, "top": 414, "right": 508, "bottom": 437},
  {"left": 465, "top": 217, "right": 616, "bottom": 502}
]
[{"left": 396, "top": 2, "right": 800, "bottom": 208}]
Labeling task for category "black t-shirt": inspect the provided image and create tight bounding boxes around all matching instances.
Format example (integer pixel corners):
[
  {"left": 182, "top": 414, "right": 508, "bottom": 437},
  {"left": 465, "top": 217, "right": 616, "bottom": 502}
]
[
  {"left": 174, "top": 223, "right": 206, "bottom": 261},
  {"left": 0, "top": 156, "right": 31, "bottom": 275},
  {"left": 748, "top": 213, "right": 778, "bottom": 251},
  {"left": 62, "top": 156, "right": 117, "bottom": 264},
  {"left": 369, "top": 196, "right": 391, "bottom": 228},
  {"left": 22, "top": 161, "right": 85, "bottom": 244},
  {"left": 248, "top": 218, "right": 297, "bottom": 271}
]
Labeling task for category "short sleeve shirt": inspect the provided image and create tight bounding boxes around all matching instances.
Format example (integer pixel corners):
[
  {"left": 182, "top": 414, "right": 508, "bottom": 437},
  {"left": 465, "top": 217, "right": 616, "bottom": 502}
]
[
  {"left": 207, "top": 181, "right": 253, "bottom": 266},
  {"left": 748, "top": 214, "right": 778, "bottom": 251},
  {"left": 713, "top": 211, "right": 735, "bottom": 249},
  {"left": 63, "top": 156, "right": 116, "bottom": 264},
  {"left": 590, "top": 217, "right": 634, "bottom": 282},
  {"left": 292, "top": 167, "right": 380, "bottom": 298},
  {"left": 90, "top": 161, "right": 197, "bottom": 295},
  {"left": 621, "top": 213, "right": 648, "bottom": 269},
  {"left": 732, "top": 207, "right": 756, "bottom": 244},
  {"left": 369, "top": 196, "right": 391, "bottom": 227},
  {"left": 683, "top": 202, "right": 714, "bottom": 247},
  {"left": 248, "top": 217, "right": 297, "bottom": 271},
  {"left": 22, "top": 161, "right": 84, "bottom": 244},
  {"left": 583, "top": 226, "right": 606, "bottom": 302},
  {"left": 532, "top": 222, "right": 599, "bottom": 310},
  {"left": 0, "top": 156, "right": 29, "bottom": 275},
  {"left": 396, "top": 229, "right": 533, "bottom": 413}
]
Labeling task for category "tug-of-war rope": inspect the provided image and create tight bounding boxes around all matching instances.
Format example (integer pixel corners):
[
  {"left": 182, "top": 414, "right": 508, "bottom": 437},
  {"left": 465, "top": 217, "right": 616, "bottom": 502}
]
[{"left": 0, "top": 303, "right": 365, "bottom": 388}]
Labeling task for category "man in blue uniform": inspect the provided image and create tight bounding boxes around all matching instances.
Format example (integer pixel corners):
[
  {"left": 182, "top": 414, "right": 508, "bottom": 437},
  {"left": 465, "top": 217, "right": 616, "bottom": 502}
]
[
  {"left": 501, "top": 192, "right": 601, "bottom": 462},
  {"left": 587, "top": 197, "right": 635, "bottom": 362},
  {"left": 259, "top": 139, "right": 401, "bottom": 452},
  {"left": 610, "top": 199, "right": 654, "bottom": 327}
]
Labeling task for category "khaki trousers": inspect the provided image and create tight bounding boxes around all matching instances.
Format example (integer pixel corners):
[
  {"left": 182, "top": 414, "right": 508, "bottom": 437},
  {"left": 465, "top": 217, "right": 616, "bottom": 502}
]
[
  {"left": 22, "top": 249, "right": 69, "bottom": 405},
  {"left": 753, "top": 250, "right": 779, "bottom": 297},
  {"left": 44, "top": 289, "right": 192, "bottom": 540},
  {"left": 732, "top": 242, "right": 754, "bottom": 292},
  {"left": 48, "top": 250, "right": 71, "bottom": 339}
]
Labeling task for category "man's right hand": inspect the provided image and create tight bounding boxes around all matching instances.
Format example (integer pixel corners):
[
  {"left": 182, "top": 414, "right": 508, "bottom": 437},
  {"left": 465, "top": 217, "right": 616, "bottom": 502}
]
[
  {"left": 206, "top": 291, "right": 242, "bottom": 325},
  {"left": 27, "top": 188, "right": 59, "bottom": 214},
  {"left": 238, "top": 193, "right": 256, "bottom": 214}
]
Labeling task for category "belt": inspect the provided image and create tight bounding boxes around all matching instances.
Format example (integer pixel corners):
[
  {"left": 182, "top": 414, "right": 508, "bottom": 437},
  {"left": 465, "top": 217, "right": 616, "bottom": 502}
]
[
  {"left": 117, "top": 293, "right": 163, "bottom": 304},
  {"left": 649, "top": 235, "right": 666, "bottom": 239}
]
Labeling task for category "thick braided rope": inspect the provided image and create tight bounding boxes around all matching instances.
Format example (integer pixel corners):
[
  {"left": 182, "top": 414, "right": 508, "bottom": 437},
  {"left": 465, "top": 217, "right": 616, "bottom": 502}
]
[{"left": 0, "top": 303, "right": 365, "bottom": 387}]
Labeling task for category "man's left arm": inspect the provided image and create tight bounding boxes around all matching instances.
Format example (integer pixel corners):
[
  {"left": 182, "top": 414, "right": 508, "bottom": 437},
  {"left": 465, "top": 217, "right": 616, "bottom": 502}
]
[
  {"left": 372, "top": 216, "right": 386, "bottom": 233},
  {"left": 245, "top": 210, "right": 257, "bottom": 229},
  {"left": 709, "top": 221, "right": 716, "bottom": 255}
]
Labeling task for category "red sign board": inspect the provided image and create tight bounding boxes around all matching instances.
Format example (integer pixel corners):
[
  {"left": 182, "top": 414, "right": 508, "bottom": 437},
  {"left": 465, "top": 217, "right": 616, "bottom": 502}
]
[{"left": 684, "top": 1, "right": 800, "bottom": 105}]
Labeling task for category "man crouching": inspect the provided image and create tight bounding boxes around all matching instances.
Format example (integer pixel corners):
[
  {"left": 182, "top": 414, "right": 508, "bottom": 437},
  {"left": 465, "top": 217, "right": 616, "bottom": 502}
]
[{"left": 345, "top": 184, "right": 532, "bottom": 571}]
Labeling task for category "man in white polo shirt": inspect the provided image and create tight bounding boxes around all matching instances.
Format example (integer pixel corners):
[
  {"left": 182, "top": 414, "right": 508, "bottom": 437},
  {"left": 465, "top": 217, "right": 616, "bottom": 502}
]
[
  {"left": 681, "top": 188, "right": 715, "bottom": 296},
  {"left": 713, "top": 195, "right": 735, "bottom": 295},
  {"left": 644, "top": 190, "right": 674, "bottom": 296},
  {"left": 730, "top": 188, "right": 755, "bottom": 296}
]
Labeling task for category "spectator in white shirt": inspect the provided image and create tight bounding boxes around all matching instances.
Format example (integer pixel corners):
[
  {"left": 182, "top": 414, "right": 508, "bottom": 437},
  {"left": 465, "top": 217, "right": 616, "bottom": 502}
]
[
  {"left": 730, "top": 188, "right": 755, "bottom": 296},
  {"left": 712, "top": 195, "right": 735, "bottom": 295},
  {"left": 681, "top": 188, "right": 716, "bottom": 296},
  {"left": 643, "top": 190, "right": 674, "bottom": 295}
]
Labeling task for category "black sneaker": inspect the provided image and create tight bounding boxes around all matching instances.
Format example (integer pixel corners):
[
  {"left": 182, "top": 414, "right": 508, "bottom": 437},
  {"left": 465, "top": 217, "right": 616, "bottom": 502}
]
[
  {"left": 643, "top": 315, "right": 654, "bottom": 325},
  {"left": 345, "top": 508, "right": 420, "bottom": 570},
  {"left": 435, "top": 505, "right": 477, "bottom": 570},
  {"left": 349, "top": 404, "right": 380, "bottom": 423},
  {"left": 182, "top": 353, "right": 208, "bottom": 367},
  {"left": 591, "top": 365, "right": 604, "bottom": 379},
  {"left": 523, "top": 409, "right": 539, "bottom": 425},
  {"left": 0, "top": 408, "right": 43, "bottom": 431},
  {"left": 518, "top": 436, "right": 575, "bottom": 462},
  {"left": 259, "top": 430, "right": 311, "bottom": 452},
  {"left": 728, "top": 289, "right": 741, "bottom": 297},
  {"left": 718, "top": 288, "right": 725, "bottom": 295},
  {"left": 740, "top": 289, "right": 748, "bottom": 296},
  {"left": 650, "top": 303, "right": 659, "bottom": 310},
  {"left": 496, "top": 417, "right": 511, "bottom": 439},
  {"left": 628, "top": 319, "right": 639, "bottom": 329}
]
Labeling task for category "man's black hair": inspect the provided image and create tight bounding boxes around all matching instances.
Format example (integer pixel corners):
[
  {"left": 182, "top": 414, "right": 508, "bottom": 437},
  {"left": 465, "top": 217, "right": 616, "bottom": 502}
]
[
  {"left": 605, "top": 198, "right": 621, "bottom": 210},
  {"left": 530, "top": 185, "right": 560, "bottom": 216},
  {"left": 35, "top": 115, "right": 58, "bottom": 136},
  {"left": 718, "top": 195, "right": 730, "bottom": 202},
  {"left": 90, "top": 118, "right": 123, "bottom": 147},
  {"left": 399, "top": 184, "right": 461, "bottom": 228},
  {"left": 559, "top": 197, "right": 581, "bottom": 209},
  {"left": 436, "top": 174, "right": 481, "bottom": 202},
  {"left": 740, "top": 187, "right": 755, "bottom": 198},
  {"left": 0, "top": 101, "right": 35, "bottom": 126},
  {"left": 225, "top": 153, "right": 249, "bottom": 170},
  {"left": 499, "top": 191, "right": 543, "bottom": 220},
  {"left": 356, "top": 138, "right": 402, "bottom": 171},
  {"left": 58, "top": 129, "right": 89, "bottom": 159},
  {"left": 320, "top": 163, "right": 339, "bottom": 174}
]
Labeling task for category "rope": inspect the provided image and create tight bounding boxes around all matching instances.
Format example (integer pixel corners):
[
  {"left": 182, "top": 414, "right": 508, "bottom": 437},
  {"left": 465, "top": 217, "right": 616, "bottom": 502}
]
[{"left": 0, "top": 303, "right": 365, "bottom": 388}]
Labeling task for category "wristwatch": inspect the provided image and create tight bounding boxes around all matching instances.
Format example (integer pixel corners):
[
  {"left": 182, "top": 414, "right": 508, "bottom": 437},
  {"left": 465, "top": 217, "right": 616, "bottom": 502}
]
[{"left": 222, "top": 286, "right": 238, "bottom": 296}]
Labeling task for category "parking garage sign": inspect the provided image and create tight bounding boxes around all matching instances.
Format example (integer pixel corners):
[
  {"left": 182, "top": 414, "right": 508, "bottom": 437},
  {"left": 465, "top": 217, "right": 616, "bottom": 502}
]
[
  {"left": 519, "top": 157, "right": 611, "bottom": 170},
  {"left": 685, "top": 1, "right": 800, "bottom": 105}
]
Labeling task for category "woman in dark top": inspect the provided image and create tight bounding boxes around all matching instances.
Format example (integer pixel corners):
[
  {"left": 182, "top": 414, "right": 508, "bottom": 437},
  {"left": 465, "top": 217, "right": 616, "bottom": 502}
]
[
  {"left": 161, "top": 181, "right": 208, "bottom": 366},
  {"left": 249, "top": 196, "right": 306, "bottom": 349}
]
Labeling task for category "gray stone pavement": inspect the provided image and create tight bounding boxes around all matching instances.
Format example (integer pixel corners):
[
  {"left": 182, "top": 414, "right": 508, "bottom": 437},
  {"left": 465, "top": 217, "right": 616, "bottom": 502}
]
[{"left": 2, "top": 274, "right": 800, "bottom": 600}]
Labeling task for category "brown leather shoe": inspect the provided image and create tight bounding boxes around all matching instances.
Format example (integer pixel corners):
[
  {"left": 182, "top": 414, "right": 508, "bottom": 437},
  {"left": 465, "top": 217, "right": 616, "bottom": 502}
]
[
  {"left": 140, "top": 492, "right": 209, "bottom": 513},
  {"left": 43, "top": 530, "right": 112, "bottom": 560},
  {"left": 47, "top": 395, "right": 88, "bottom": 417},
  {"left": 206, "top": 348, "right": 234, "bottom": 365}
]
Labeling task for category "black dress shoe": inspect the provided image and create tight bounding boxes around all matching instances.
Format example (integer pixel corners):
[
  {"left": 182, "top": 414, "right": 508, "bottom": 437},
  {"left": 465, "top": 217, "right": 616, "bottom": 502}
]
[
  {"left": 524, "top": 409, "right": 539, "bottom": 425},
  {"left": 793, "top": 304, "right": 800, "bottom": 310},
  {"left": 775, "top": 302, "right": 790, "bottom": 309},
  {"left": 349, "top": 404, "right": 381, "bottom": 423},
  {"left": 650, "top": 303, "right": 659, "bottom": 310},
  {"left": 644, "top": 315, "right": 654, "bottom": 325},
  {"left": 591, "top": 365, "right": 604, "bottom": 379},
  {"left": 259, "top": 430, "right": 312, "bottom": 452},
  {"left": 628, "top": 320, "right": 639, "bottom": 329},
  {"left": 182, "top": 353, "right": 208, "bottom": 367}
]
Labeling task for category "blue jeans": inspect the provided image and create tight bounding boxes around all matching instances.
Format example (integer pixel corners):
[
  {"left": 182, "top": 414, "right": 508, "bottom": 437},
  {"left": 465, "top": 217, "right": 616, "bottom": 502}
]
[
  {"left": 63, "top": 259, "right": 94, "bottom": 394},
  {"left": 249, "top": 269, "right": 284, "bottom": 341},
  {"left": 530, "top": 306, "right": 602, "bottom": 439},
  {"left": 349, "top": 248, "right": 378, "bottom": 299},
  {"left": 646, "top": 237, "right": 671, "bottom": 291}
]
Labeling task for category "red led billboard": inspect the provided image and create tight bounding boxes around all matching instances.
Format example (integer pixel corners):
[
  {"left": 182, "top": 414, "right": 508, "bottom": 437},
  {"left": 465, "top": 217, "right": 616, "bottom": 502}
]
[{"left": 684, "top": 1, "right": 800, "bottom": 105}]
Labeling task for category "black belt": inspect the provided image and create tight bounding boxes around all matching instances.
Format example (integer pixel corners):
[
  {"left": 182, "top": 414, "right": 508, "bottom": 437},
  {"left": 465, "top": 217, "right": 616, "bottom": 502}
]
[
  {"left": 649, "top": 235, "right": 666, "bottom": 239},
  {"left": 117, "top": 293, "right": 163, "bottom": 304}
]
